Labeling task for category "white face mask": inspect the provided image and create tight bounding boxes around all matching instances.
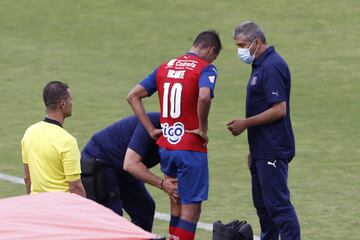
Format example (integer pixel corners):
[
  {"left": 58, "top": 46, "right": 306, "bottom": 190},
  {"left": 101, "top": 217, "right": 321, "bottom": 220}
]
[{"left": 237, "top": 40, "right": 257, "bottom": 64}]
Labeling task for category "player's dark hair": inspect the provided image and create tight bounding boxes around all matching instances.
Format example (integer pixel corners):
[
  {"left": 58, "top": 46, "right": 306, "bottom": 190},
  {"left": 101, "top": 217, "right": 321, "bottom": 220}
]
[
  {"left": 193, "top": 30, "right": 222, "bottom": 55},
  {"left": 43, "top": 81, "right": 70, "bottom": 110}
]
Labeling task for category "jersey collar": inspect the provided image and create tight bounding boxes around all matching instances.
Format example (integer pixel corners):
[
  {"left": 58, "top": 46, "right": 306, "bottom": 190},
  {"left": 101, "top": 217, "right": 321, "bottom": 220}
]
[
  {"left": 252, "top": 46, "right": 275, "bottom": 67},
  {"left": 43, "top": 117, "right": 63, "bottom": 128},
  {"left": 186, "top": 52, "right": 200, "bottom": 57}
]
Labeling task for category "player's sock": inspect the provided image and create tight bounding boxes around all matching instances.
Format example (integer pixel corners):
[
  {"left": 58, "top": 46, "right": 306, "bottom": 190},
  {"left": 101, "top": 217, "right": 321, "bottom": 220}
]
[
  {"left": 173, "top": 218, "right": 197, "bottom": 240},
  {"left": 169, "top": 215, "right": 180, "bottom": 237}
]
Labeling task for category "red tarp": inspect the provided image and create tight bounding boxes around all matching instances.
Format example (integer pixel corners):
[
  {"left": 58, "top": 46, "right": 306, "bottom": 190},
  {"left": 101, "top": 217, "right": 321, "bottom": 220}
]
[{"left": 0, "top": 192, "right": 164, "bottom": 240}]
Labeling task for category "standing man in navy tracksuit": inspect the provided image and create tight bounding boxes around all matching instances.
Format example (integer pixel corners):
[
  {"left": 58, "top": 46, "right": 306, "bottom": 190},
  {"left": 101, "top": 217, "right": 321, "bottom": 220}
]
[
  {"left": 227, "top": 21, "right": 300, "bottom": 240},
  {"left": 81, "top": 112, "right": 177, "bottom": 232}
]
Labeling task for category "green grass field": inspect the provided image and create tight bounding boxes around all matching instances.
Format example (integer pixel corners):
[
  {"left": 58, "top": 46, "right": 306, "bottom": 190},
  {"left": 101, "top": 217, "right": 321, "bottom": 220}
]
[{"left": 1, "top": 0, "right": 359, "bottom": 239}]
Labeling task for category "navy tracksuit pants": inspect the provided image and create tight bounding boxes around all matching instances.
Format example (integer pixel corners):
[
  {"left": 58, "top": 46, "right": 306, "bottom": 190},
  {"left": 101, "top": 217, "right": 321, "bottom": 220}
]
[
  {"left": 103, "top": 168, "right": 155, "bottom": 232},
  {"left": 82, "top": 147, "right": 155, "bottom": 232},
  {"left": 250, "top": 158, "right": 300, "bottom": 240}
]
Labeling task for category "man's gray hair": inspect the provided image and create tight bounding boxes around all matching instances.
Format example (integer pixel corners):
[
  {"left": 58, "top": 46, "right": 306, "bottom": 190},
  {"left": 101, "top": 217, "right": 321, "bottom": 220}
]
[{"left": 233, "top": 21, "right": 266, "bottom": 44}]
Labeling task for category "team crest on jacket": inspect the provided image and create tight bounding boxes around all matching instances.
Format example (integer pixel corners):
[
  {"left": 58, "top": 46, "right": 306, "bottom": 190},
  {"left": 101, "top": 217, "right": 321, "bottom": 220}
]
[
  {"left": 250, "top": 76, "right": 257, "bottom": 85},
  {"left": 161, "top": 122, "right": 185, "bottom": 144}
]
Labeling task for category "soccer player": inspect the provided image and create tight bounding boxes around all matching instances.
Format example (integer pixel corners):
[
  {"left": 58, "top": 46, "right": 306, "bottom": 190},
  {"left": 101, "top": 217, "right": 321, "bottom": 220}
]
[
  {"left": 21, "top": 81, "right": 86, "bottom": 197},
  {"left": 127, "top": 30, "right": 222, "bottom": 240},
  {"left": 227, "top": 21, "right": 300, "bottom": 239},
  {"left": 81, "top": 112, "right": 177, "bottom": 232}
]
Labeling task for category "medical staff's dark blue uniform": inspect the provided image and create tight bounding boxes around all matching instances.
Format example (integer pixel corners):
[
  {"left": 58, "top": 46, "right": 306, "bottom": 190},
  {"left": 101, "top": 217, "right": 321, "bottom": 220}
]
[
  {"left": 247, "top": 47, "right": 300, "bottom": 240},
  {"left": 81, "top": 113, "right": 160, "bottom": 232}
]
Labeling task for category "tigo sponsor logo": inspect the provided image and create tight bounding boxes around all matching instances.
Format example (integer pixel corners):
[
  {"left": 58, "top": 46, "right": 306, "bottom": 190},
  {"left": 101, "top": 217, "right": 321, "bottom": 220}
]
[{"left": 162, "top": 122, "right": 185, "bottom": 144}]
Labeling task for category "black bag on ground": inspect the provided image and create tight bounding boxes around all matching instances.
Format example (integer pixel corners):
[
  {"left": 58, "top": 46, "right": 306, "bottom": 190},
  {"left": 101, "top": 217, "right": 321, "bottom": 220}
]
[
  {"left": 213, "top": 219, "right": 253, "bottom": 240},
  {"left": 81, "top": 157, "right": 108, "bottom": 202}
]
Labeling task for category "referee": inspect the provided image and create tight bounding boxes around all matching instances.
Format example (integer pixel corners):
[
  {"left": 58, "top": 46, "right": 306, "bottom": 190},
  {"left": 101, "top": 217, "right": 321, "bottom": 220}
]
[{"left": 21, "top": 81, "right": 86, "bottom": 197}]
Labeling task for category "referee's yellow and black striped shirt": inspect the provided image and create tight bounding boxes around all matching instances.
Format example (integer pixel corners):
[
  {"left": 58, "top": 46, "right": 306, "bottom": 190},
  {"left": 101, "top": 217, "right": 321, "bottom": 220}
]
[{"left": 21, "top": 118, "right": 81, "bottom": 193}]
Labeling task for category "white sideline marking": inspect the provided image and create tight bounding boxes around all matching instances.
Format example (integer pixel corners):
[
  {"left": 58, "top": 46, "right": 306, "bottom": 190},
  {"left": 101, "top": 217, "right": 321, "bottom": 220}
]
[
  {"left": 0, "top": 173, "right": 25, "bottom": 185},
  {"left": 0, "top": 172, "right": 259, "bottom": 240}
]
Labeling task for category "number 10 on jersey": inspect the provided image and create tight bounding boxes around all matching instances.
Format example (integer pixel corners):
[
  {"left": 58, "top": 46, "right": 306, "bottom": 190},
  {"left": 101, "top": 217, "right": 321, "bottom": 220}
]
[{"left": 162, "top": 82, "right": 182, "bottom": 118}]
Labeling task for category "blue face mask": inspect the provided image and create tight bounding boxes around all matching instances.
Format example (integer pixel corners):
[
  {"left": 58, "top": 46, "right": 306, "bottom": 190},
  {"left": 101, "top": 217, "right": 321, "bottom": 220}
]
[{"left": 237, "top": 40, "right": 257, "bottom": 64}]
